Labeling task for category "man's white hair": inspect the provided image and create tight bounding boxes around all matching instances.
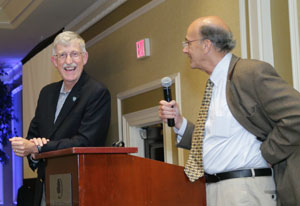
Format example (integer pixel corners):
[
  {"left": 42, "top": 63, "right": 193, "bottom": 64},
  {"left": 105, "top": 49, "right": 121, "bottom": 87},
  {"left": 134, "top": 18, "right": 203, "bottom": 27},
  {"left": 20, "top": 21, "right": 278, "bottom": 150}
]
[{"left": 52, "top": 31, "right": 86, "bottom": 55}]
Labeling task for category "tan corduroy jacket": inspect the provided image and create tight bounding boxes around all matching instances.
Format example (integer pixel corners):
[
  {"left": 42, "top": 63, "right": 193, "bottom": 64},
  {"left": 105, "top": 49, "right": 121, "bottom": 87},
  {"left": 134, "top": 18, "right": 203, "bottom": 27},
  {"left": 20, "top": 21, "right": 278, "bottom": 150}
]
[{"left": 178, "top": 55, "right": 300, "bottom": 206}]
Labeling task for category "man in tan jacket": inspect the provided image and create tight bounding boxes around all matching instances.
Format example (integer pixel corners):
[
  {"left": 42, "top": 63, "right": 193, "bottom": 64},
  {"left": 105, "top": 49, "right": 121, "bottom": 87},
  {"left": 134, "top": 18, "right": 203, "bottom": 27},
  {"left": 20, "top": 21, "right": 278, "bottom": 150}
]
[{"left": 159, "top": 16, "right": 300, "bottom": 206}]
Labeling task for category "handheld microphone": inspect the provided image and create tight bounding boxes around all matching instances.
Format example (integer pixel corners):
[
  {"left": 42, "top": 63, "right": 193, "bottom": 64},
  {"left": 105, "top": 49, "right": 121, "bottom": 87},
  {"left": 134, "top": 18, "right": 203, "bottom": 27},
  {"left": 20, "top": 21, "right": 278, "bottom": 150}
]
[{"left": 161, "top": 77, "right": 175, "bottom": 127}]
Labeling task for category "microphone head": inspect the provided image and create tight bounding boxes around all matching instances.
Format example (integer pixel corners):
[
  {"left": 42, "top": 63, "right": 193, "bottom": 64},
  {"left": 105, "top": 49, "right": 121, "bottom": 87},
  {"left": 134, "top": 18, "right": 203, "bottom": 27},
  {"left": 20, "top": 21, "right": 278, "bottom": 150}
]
[{"left": 161, "top": 77, "right": 172, "bottom": 87}]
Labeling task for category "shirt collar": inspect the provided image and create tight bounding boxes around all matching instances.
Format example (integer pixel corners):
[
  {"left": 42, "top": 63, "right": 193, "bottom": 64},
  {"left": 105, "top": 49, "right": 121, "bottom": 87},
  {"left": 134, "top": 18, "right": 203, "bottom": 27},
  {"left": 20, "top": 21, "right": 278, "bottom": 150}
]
[
  {"left": 60, "top": 82, "right": 71, "bottom": 94},
  {"left": 210, "top": 53, "right": 232, "bottom": 86}
]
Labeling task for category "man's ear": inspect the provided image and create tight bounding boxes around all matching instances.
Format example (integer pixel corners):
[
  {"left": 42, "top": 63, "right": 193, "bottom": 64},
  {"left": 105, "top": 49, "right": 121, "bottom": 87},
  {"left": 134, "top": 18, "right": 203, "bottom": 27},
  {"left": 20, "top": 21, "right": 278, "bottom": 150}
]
[
  {"left": 203, "top": 39, "right": 212, "bottom": 53},
  {"left": 51, "top": 56, "right": 58, "bottom": 67},
  {"left": 83, "top": 52, "right": 89, "bottom": 65}
]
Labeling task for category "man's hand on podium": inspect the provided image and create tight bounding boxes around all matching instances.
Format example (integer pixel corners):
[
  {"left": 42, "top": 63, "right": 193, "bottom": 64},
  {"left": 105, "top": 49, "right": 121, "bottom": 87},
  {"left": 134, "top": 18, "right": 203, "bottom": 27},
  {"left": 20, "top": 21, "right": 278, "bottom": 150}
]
[{"left": 9, "top": 137, "right": 49, "bottom": 157}]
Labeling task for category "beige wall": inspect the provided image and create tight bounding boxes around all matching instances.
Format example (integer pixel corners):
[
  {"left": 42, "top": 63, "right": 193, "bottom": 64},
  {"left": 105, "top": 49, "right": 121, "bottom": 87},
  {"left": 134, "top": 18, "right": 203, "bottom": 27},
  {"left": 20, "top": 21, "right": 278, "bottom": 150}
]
[
  {"left": 271, "top": 0, "right": 293, "bottom": 85},
  {"left": 22, "top": 45, "right": 61, "bottom": 178},
  {"left": 85, "top": 0, "right": 241, "bottom": 147}
]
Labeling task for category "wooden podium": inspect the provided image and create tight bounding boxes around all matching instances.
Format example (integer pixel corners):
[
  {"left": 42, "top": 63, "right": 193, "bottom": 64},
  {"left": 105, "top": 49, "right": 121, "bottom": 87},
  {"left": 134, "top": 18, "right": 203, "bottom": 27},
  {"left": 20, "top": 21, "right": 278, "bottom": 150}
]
[{"left": 37, "top": 147, "right": 206, "bottom": 206}]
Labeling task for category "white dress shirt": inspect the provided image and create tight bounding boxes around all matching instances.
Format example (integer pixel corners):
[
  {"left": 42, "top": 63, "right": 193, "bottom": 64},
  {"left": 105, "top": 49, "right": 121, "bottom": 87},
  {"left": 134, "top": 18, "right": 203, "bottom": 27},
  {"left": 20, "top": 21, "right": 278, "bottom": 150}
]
[
  {"left": 54, "top": 82, "right": 71, "bottom": 122},
  {"left": 175, "top": 53, "right": 268, "bottom": 174}
]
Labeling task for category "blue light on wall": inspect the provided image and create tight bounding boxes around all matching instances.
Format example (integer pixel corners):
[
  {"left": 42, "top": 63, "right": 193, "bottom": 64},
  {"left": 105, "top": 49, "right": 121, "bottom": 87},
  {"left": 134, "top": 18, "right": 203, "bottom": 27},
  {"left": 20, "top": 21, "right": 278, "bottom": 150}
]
[
  {"left": 11, "top": 85, "right": 23, "bottom": 204},
  {"left": 0, "top": 145, "right": 3, "bottom": 204},
  {"left": 0, "top": 62, "right": 23, "bottom": 205}
]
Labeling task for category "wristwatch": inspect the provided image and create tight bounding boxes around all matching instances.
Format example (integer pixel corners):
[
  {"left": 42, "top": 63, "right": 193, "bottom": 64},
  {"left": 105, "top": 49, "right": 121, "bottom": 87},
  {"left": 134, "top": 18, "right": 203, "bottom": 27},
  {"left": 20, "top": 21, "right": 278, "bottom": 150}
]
[{"left": 37, "top": 145, "right": 42, "bottom": 153}]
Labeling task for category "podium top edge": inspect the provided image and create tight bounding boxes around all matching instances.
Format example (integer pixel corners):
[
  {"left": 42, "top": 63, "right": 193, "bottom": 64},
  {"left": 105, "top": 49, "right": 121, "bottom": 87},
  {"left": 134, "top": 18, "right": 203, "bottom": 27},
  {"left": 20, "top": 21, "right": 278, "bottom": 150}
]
[{"left": 35, "top": 147, "right": 138, "bottom": 159}]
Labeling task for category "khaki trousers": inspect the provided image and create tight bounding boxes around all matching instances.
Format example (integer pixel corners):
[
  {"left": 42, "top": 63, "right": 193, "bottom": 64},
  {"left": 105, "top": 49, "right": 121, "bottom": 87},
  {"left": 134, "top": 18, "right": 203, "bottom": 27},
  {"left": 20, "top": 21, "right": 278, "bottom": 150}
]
[{"left": 206, "top": 176, "right": 276, "bottom": 206}]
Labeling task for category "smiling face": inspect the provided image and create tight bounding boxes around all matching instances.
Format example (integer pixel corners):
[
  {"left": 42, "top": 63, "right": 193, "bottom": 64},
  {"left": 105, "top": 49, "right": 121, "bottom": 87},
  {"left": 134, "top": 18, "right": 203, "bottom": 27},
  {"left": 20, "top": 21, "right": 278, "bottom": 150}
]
[{"left": 51, "top": 39, "right": 88, "bottom": 91}]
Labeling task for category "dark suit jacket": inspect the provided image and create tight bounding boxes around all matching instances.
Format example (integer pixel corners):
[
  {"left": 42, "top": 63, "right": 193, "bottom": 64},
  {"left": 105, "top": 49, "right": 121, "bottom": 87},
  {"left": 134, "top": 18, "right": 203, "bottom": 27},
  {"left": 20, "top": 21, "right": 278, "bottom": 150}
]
[
  {"left": 179, "top": 55, "right": 300, "bottom": 206},
  {"left": 26, "top": 71, "right": 111, "bottom": 180}
]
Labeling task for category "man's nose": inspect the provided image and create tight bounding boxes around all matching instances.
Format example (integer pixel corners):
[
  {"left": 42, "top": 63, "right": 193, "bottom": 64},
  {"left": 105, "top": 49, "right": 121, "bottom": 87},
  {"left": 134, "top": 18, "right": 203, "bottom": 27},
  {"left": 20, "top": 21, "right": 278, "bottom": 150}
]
[
  {"left": 65, "top": 54, "right": 73, "bottom": 64},
  {"left": 183, "top": 46, "right": 188, "bottom": 54}
]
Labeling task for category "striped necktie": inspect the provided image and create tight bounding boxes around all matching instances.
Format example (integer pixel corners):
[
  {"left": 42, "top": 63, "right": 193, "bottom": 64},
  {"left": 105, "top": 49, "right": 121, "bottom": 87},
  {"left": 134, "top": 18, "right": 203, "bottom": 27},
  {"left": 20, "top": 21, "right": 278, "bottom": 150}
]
[{"left": 184, "top": 79, "right": 214, "bottom": 182}]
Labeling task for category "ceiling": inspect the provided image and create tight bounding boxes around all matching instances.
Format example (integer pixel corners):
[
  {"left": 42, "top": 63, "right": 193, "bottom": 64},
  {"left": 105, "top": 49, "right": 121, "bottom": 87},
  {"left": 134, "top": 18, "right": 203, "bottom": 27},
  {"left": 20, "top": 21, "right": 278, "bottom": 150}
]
[{"left": 0, "top": 0, "right": 123, "bottom": 68}]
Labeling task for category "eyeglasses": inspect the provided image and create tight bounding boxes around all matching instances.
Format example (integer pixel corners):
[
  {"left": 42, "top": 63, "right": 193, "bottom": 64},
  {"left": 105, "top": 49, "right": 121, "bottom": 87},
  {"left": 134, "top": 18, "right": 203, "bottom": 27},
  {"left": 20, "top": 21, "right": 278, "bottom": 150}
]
[
  {"left": 182, "top": 39, "right": 203, "bottom": 48},
  {"left": 54, "top": 51, "right": 84, "bottom": 61}
]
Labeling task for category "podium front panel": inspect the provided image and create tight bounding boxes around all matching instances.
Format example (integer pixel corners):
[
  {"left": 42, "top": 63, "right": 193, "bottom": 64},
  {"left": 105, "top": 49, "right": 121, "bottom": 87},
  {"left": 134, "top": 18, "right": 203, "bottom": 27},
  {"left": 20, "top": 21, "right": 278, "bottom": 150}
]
[{"left": 43, "top": 149, "right": 205, "bottom": 205}]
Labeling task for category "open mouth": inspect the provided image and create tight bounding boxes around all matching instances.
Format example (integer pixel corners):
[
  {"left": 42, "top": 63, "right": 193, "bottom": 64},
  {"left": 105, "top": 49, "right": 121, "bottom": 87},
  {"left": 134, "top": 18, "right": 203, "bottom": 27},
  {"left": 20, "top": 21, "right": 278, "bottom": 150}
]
[
  {"left": 64, "top": 66, "right": 76, "bottom": 71},
  {"left": 63, "top": 63, "right": 77, "bottom": 71}
]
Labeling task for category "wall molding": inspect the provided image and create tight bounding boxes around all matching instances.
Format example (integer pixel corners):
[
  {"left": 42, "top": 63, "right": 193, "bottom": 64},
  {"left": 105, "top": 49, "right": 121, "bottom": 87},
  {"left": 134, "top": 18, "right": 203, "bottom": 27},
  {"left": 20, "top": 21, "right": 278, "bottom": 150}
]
[
  {"left": 248, "top": 0, "right": 274, "bottom": 66},
  {"left": 239, "top": 0, "right": 248, "bottom": 59},
  {"left": 86, "top": 0, "right": 165, "bottom": 48},
  {"left": 65, "top": 0, "right": 127, "bottom": 34},
  {"left": 117, "top": 73, "right": 180, "bottom": 140},
  {"left": 122, "top": 106, "right": 160, "bottom": 158},
  {"left": 0, "top": 0, "right": 42, "bottom": 29},
  {"left": 117, "top": 72, "right": 184, "bottom": 165},
  {"left": 288, "top": 0, "right": 300, "bottom": 91}
]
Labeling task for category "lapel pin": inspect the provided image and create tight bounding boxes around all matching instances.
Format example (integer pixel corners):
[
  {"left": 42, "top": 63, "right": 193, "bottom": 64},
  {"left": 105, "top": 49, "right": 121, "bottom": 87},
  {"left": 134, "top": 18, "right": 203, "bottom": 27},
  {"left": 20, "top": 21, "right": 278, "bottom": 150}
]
[{"left": 72, "top": 96, "right": 77, "bottom": 102}]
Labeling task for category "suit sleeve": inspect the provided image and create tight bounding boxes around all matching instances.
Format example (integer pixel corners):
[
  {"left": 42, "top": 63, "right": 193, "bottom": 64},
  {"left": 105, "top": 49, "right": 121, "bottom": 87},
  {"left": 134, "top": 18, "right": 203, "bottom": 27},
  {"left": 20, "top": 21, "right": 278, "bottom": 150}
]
[
  {"left": 25, "top": 88, "right": 45, "bottom": 171},
  {"left": 253, "top": 64, "right": 300, "bottom": 164},
  {"left": 177, "top": 121, "right": 195, "bottom": 150}
]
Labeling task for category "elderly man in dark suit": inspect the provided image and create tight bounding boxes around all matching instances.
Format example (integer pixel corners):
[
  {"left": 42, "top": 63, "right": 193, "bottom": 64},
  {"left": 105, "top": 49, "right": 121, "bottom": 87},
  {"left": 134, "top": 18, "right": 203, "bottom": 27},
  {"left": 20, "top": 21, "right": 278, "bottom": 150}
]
[
  {"left": 159, "top": 16, "right": 300, "bottom": 206},
  {"left": 10, "top": 31, "right": 111, "bottom": 205}
]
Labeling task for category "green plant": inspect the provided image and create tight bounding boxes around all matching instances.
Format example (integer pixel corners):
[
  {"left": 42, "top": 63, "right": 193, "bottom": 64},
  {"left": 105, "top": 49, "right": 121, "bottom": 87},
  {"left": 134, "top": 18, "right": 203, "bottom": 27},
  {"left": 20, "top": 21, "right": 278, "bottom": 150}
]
[{"left": 0, "top": 64, "right": 14, "bottom": 164}]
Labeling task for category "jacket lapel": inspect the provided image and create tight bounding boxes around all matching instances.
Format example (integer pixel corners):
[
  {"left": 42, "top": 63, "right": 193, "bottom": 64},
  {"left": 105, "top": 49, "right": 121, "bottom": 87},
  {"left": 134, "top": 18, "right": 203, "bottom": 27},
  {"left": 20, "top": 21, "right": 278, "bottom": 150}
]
[
  {"left": 49, "top": 71, "right": 88, "bottom": 137},
  {"left": 227, "top": 54, "right": 240, "bottom": 81},
  {"left": 48, "top": 82, "right": 62, "bottom": 126}
]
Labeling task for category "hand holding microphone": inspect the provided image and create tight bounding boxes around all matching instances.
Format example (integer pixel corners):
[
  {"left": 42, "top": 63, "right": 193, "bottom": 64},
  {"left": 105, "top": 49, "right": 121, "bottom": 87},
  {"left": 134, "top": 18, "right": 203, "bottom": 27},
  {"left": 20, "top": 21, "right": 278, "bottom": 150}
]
[{"left": 161, "top": 77, "right": 175, "bottom": 127}]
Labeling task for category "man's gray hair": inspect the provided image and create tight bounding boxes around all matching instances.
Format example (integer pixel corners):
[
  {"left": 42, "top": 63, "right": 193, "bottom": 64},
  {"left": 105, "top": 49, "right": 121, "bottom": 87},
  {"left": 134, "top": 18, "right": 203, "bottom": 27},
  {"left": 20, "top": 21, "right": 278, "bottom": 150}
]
[
  {"left": 52, "top": 31, "right": 86, "bottom": 55},
  {"left": 200, "top": 25, "right": 236, "bottom": 52}
]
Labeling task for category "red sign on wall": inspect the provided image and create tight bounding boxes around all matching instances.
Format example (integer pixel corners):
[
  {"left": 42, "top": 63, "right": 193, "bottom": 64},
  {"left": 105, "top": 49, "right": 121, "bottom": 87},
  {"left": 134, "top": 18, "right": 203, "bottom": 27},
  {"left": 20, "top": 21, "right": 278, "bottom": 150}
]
[{"left": 136, "top": 38, "right": 150, "bottom": 59}]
